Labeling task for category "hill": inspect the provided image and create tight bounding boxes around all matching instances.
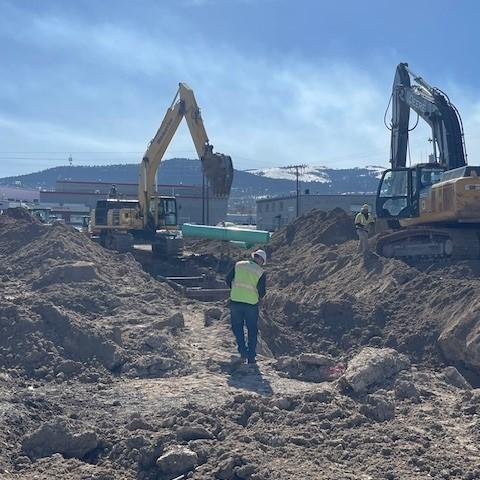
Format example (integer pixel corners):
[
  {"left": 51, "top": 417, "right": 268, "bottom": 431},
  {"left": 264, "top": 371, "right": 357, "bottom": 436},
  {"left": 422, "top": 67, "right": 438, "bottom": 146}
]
[{"left": 0, "top": 158, "right": 383, "bottom": 196}]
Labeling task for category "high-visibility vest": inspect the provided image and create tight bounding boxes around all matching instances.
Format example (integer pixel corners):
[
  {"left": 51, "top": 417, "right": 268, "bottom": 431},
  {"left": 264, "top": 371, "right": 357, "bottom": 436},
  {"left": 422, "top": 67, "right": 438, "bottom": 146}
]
[
  {"left": 355, "top": 212, "right": 375, "bottom": 227},
  {"left": 230, "top": 260, "right": 264, "bottom": 305}
]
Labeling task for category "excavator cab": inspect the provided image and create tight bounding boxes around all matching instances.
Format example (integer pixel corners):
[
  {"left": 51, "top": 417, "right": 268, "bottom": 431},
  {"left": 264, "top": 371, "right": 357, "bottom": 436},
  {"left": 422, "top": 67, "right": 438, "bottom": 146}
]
[
  {"left": 157, "top": 196, "right": 178, "bottom": 229},
  {"left": 376, "top": 164, "right": 445, "bottom": 219},
  {"left": 148, "top": 196, "right": 178, "bottom": 230}
]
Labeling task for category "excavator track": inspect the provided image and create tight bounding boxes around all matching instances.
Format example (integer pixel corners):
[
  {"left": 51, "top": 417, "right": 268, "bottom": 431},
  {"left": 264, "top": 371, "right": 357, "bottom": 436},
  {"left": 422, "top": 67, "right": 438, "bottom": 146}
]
[{"left": 376, "top": 227, "right": 480, "bottom": 260}]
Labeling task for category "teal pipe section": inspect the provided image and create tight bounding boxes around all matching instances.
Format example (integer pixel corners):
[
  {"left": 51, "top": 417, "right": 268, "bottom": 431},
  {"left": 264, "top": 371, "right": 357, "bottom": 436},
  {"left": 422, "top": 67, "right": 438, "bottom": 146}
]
[{"left": 182, "top": 223, "right": 270, "bottom": 244}]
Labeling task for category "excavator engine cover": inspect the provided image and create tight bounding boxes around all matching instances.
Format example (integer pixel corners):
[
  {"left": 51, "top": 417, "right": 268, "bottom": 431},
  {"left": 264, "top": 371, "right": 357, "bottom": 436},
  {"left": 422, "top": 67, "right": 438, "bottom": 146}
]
[{"left": 201, "top": 150, "right": 234, "bottom": 197}]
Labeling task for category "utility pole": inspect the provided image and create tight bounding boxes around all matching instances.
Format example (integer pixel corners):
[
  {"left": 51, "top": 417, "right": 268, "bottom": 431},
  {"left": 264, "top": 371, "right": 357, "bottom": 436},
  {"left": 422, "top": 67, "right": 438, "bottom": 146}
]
[{"left": 286, "top": 164, "right": 307, "bottom": 217}]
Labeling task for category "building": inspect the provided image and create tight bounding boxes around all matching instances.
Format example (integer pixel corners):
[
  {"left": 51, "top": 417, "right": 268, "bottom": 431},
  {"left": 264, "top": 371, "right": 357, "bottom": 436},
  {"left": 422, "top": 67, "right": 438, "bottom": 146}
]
[
  {"left": 0, "top": 185, "right": 39, "bottom": 203},
  {"left": 256, "top": 193, "right": 377, "bottom": 231},
  {"left": 40, "top": 180, "right": 228, "bottom": 225}
]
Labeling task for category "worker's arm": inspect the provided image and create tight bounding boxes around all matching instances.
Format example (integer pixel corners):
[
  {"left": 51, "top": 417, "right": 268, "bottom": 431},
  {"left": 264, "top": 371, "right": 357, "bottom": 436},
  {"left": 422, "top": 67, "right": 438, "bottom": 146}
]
[
  {"left": 257, "top": 273, "right": 266, "bottom": 299},
  {"left": 354, "top": 213, "right": 362, "bottom": 227},
  {"left": 225, "top": 268, "right": 235, "bottom": 288}
]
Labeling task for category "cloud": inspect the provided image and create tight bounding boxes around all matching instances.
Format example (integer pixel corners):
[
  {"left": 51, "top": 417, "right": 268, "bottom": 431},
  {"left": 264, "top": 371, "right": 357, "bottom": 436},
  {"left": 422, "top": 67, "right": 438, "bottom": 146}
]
[{"left": 1, "top": 4, "right": 480, "bottom": 177}]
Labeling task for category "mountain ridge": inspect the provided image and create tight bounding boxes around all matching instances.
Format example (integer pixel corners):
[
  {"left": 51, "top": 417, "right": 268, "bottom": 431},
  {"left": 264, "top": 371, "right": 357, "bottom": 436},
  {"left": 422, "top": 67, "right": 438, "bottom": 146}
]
[{"left": 0, "top": 158, "right": 384, "bottom": 196}]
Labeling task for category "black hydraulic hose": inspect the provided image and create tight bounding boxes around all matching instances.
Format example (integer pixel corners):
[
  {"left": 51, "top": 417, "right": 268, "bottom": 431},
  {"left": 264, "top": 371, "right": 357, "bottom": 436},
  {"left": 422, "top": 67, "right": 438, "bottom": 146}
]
[
  {"left": 408, "top": 112, "right": 419, "bottom": 132},
  {"left": 384, "top": 91, "right": 419, "bottom": 132},
  {"left": 383, "top": 92, "right": 393, "bottom": 131}
]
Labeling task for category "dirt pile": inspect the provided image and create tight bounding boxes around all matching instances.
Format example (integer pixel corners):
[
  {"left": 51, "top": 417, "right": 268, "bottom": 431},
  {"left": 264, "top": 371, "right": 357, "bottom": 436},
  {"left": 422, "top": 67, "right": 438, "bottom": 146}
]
[
  {"left": 0, "top": 209, "right": 187, "bottom": 381},
  {"left": 2, "top": 208, "right": 480, "bottom": 479},
  {"left": 261, "top": 208, "right": 480, "bottom": 377}
]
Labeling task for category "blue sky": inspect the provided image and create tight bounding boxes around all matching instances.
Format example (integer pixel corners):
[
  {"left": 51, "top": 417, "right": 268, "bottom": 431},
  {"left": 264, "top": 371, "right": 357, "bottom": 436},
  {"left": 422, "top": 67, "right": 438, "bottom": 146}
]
[{"left": 1, "top": 0, "right": 479, "bottom": 177}]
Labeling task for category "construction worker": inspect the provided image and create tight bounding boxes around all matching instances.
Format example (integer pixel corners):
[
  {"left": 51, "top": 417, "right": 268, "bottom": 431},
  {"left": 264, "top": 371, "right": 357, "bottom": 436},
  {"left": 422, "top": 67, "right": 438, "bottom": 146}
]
[
  {"left": 108, "top": 184, "right": 118, "bottom": 199},
  {"left": 355, "top": 204, "right": 375, "bottom": 254},
  {"left": 225, "top": 249, "right": 267, "bottom": 366}
]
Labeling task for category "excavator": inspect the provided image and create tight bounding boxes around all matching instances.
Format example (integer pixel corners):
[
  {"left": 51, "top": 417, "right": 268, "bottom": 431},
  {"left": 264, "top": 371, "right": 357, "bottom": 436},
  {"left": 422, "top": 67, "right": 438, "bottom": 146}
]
[
  {"left": 376, "top": 63, "right": 480, "bottom": 259},
  {"left": 90, "top": 83, "right": 234, "bottom": 254}
]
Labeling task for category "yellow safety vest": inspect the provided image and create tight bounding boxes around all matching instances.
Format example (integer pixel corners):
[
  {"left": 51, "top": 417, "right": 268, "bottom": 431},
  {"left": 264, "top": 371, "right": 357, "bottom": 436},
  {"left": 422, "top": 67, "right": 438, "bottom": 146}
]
[
  {"left": 230, "top": 260, "right": 264, "bottom": 305},
  {"left": 355, "top": 212, "right": 375, "bottom": 227}
]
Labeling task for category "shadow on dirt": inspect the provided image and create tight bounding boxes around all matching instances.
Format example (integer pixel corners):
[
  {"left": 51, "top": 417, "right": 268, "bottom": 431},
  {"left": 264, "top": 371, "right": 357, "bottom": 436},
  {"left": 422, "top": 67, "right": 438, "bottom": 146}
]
[{"left": 218, "top": 361, "right": 273, "bottom": 395}]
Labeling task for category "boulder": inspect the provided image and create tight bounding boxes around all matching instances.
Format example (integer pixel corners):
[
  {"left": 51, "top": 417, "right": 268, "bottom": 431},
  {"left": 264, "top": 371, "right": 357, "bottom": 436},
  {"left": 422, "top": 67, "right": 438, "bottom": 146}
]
[
  {"left": 438, "top": 308, "right": 480, "bottom": 370},
  {"left": 442, "top": 366, "right": 471, "bottom": 390},
  {"left": 342, "top": 347, "right": 410, "bottom": 393},
  {"left": 22, "top": 420, "right": 98, "bottom": 459},
  {"left": 299, "top": 353, "right": 335, "bottom": 367},
  {"left": 156, "top": 446, "right": 198, "bottom": 475}
]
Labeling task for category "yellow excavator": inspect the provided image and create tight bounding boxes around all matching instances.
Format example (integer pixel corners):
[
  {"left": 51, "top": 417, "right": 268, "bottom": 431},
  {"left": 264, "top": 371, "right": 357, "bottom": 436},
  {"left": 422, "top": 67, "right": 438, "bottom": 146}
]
[
  {"left": 376, "top": 63, "right": 480, "bottom": 259},
  {"left": 90, "top": 83, "right": 233, "bottom": 254}
]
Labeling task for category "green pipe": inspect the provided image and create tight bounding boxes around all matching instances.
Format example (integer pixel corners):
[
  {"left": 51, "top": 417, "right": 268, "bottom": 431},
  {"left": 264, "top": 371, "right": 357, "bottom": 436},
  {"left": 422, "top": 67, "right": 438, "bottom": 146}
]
[{"left": 182, "top": 223, "right": 270, "bottom": 244}]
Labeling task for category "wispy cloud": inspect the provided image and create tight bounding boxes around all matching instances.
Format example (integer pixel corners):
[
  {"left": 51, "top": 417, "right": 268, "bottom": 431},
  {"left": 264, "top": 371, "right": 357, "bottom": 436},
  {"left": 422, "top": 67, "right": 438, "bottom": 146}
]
[{"left": 1, "top": 2, "right": 479, "bottom": 177}]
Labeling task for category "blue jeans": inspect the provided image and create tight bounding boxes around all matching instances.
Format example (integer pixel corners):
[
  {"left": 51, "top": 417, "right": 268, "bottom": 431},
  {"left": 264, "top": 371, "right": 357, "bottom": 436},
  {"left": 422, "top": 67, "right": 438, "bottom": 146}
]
[{"left": 230, "top": 301, "right": 259, "bottom": 361}]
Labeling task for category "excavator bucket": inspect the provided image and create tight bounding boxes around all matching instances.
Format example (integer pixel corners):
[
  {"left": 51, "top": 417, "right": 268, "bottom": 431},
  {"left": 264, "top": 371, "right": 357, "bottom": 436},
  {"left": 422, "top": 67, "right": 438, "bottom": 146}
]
[{"left": 201, "top": 148, "right": 234, "bottom": 197}]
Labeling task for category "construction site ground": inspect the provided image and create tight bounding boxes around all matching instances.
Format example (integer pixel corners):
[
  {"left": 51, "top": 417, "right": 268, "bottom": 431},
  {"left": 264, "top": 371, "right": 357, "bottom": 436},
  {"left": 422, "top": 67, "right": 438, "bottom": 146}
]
[{"left": 1, "top": 208, "right": 480, "bottom": 479}]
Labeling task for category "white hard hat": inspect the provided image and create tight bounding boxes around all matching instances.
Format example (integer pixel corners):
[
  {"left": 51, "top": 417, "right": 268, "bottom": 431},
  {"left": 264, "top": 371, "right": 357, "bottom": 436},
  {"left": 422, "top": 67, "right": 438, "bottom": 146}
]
[{"left": 252, "top": 249, "right": 267, "bottom": 265}]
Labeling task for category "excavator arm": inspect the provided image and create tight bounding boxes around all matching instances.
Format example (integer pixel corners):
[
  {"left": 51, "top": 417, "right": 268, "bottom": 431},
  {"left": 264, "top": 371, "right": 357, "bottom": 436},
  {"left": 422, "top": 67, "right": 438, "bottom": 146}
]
[
  {"left": 139, "top": 83, "right": 234, "bottom": 222},
  {"left": 390, "top": 63, "right": 466, "bottom": 170}
]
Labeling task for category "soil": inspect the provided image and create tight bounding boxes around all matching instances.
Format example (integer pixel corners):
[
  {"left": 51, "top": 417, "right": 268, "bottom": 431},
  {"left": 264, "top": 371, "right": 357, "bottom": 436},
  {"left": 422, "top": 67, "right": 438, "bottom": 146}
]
[
  {"left": 1, "top": 208, "right": 480, "bottom": 479},
  {"left": 262, "top": 209, "right": 480, "bottom": 378}
]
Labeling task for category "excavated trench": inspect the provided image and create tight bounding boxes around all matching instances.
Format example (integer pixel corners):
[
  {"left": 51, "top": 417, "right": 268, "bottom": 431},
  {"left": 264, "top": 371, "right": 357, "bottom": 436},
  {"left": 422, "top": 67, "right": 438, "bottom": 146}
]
[{"left": 2, "top": 208, "right": 480, "bottom": 479}]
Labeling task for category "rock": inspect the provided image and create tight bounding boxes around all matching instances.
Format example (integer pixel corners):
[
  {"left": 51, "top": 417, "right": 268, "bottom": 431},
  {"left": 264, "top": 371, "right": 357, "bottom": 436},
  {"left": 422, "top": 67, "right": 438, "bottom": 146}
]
[
  {"left": 130, "top": 355, "right": 176, "bottom": 377},
  {"left": 274, "top": 356, "right": 299, "bottom": 371},
  {"left": 153, "top": 312, "right": 185, "bottom": 330},
  {"left": 204, "top": 307, "right": 222, "bottom": 327},
  {"left": 144, "top": 334, "right": 168, "bottom": 349},
  {"left": 176, "top": 425, "right": 214, "bottom": 441},
  {"left": 271, "top": 397, "right": 292, "bottom": 410},
  {"left": 360, "top": 393, "right": 395, "bottom": 421},
  {"left": 236, "top": 463, "right": 257, "bottom": 479},
  {"left": 216, "top": 456, "right": 241, "bottom": 480},
  {"left": 438, "top": 307, "right": 480, "bottom": 370},
  {"left": 394, "top": 379, "right": 420, "bottom": 401},
  {"left": 298, "top": 353, "right": 335, "bottom": 367},
  {"left": 32, "top": 262, "right": 98, "bottom": 288},
  {"left": 22, "top": 420, "right": 98, "bottom": 459},
  {"left": 342, "top": 347, "right": 410, "bottom": 393},
  {"left": 126, "top": 418, "right": 155, "bottom": 431},
  {"left": 55, "top": 360, "right": 83, "bottom": 376},
  {"left": 79, "top": 372, "right": 100, "bottom": 383},
  {"left": 442, "top": 366, "right": 471, "bottom": 390},
  {"left": 13, "top": 455, "right": 32, "bottom": 470},
  {"left": 303, "top": 387, "right": 334, "bottom": 403},
  {"left": 156, "top": 446, "right": 198, "bottom": 475}
]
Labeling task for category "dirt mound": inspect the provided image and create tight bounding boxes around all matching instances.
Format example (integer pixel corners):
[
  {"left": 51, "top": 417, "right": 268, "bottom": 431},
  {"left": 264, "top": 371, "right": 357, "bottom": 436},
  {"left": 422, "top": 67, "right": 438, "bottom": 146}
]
[
  {"left": 0, "top": 211, "right": 188, "bottom": 381},
  {"left": 0, "top": 207, "right": 46, "bottom": 255},
  {"left": 260, "top": 208, "right": 480, "bottom": 376},
  {"left": 268, "top": 207, "right": 356, "bottom": 252}
]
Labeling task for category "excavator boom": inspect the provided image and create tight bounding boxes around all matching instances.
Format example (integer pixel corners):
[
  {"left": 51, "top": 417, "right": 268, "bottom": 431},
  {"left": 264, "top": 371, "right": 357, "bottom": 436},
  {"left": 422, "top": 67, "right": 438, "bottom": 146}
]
[
  {"left": 139, "top": 83, "right": 233, "bottom": 222},
  {"left": 376, "top": 63, "right": 480, "bottom": 260},
  {"left": 390, "top": 62, "right": 466, "bottom": 169}
]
